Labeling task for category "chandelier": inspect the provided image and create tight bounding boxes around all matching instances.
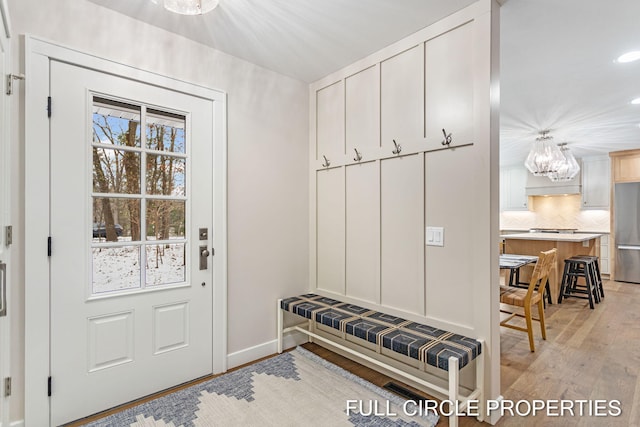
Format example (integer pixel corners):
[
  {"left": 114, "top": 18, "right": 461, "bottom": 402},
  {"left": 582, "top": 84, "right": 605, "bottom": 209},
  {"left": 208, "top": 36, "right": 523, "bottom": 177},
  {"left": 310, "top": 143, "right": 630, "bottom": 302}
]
[
  {"left": 524, "top": 130, "right": 565, "bottom": 176},
  {"left": 524, "top": 130, "right": 580, "bottom": 181},
  {"left": 547, "top": 143, "right": 580, "bottom": 182},
  {"left": 152, "top": 0, "right": 219, "bottom": 15}
]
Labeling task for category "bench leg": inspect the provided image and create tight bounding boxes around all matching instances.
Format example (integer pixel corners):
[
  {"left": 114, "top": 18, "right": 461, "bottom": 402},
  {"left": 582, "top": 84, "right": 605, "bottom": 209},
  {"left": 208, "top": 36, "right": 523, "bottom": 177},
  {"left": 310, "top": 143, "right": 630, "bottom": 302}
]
[
  {"left": 448, "top": 357, "right": 459, "bottom": 427},
  {"left": 476, "top": 339, "right": 485, "bottom": 422},
  {"left": 277, "top": 299, "right": 283, "bottom": 353}
]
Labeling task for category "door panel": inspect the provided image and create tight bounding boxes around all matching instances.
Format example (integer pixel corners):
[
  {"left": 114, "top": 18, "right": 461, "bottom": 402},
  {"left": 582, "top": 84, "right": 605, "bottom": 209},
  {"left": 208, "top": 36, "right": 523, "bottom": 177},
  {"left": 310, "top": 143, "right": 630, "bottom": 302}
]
[
  {"left": 380, "top": 154, "right": 425, "bottom": 314},
  {"left": 50, "top": 60, "right": 214, "bottom": 425}
]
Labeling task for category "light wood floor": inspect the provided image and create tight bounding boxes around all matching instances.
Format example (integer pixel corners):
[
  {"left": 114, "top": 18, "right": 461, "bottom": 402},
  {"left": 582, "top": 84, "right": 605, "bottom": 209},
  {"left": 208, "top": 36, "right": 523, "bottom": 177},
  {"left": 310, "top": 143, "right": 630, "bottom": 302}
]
[{"left": 304, "top": 279, "right": 640, "bottom": 426}]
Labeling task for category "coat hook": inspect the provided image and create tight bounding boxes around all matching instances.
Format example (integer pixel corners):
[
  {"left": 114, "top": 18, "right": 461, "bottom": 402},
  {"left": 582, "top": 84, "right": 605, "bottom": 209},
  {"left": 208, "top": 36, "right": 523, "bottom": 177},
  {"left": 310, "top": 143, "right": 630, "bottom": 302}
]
[
  {"left": 392, "top": 139, "right": 402, "bottom": 155},
  {"left": 441, "top": 129, "right": 452, "bottom": 146},
  {"left": 322, "top": 155, "right": 331, "bottom": 168},
  {"left": 353, "top": 148, "right": 363, "bottom": 162}
]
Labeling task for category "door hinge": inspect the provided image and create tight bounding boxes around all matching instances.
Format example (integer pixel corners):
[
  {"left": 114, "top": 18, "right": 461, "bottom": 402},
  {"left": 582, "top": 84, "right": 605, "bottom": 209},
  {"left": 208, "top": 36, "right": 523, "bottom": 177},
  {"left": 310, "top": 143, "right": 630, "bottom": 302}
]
[
  {"left": 5, "top": 225, "right": 11, "bottom": 247},
  {"left": 47, "top": 236, "right": 52, "bottom": 257},
  {"left": 47, "top": 376, "right": 52, "bottom": 397},
  {"left": 212, "top": 247, "right": 215, "bottom": 256},
  {"left": 47, "top": 96, "right": 52, "bottom": 118},
  {"left": 5, "top": 73, "right": 25, "bottom": 96},
  {"left": 3, "top": 377, "right": 11, "bottom": 397}
]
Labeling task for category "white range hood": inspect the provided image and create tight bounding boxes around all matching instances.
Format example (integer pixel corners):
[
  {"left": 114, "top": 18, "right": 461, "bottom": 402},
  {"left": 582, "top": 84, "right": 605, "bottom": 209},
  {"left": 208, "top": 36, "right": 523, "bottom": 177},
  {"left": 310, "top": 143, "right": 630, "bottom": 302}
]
[{"left": 525, "top": 169, "right": 581, "bottom": 196}]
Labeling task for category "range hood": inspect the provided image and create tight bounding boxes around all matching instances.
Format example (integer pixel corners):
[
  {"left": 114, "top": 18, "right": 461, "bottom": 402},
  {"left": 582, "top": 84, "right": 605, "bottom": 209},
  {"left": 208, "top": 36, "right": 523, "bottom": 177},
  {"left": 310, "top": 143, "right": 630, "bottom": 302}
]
[{"left": 525, "top": 169, "right": 581, "bottom": 196}]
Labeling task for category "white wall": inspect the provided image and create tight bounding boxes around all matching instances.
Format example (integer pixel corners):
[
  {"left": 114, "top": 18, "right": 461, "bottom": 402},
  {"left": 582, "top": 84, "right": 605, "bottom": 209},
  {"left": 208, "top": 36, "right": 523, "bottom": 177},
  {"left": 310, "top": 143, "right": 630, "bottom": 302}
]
[{"left": 7, "top": 0, "right": 309, "bottom": 421}]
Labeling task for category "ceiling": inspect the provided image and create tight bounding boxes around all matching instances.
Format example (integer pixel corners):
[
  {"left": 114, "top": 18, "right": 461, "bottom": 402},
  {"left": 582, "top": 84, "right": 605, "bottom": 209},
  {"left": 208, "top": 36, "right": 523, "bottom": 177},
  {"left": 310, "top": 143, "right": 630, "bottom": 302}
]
[{"left": 89, "top": 0, "right": 640, "bottom": 166}]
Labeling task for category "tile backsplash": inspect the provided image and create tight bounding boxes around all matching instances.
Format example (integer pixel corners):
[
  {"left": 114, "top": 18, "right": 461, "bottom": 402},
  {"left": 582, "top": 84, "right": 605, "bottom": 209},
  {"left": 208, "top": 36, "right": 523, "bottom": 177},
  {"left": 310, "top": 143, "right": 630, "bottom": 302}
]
[{"left": 500, "top": 194, "right": 610, "bottom": 233}]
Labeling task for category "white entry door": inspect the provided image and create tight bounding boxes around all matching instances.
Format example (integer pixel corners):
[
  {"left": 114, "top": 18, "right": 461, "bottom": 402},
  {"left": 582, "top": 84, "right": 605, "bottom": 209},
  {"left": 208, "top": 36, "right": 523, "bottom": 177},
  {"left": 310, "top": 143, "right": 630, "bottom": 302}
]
[{"left": 49, "top": 60, "right": 216, "bottom": 425}]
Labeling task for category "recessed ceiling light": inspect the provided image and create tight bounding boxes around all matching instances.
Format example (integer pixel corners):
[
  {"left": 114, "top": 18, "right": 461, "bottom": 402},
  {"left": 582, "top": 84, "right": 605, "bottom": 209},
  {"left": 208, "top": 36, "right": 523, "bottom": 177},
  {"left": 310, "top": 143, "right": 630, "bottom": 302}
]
[
  {"left": 632, "top": 98, "right": 640, "bottom": 105},
  {"left": 617, "top": 51, "right": 640, "bottom": 63}
]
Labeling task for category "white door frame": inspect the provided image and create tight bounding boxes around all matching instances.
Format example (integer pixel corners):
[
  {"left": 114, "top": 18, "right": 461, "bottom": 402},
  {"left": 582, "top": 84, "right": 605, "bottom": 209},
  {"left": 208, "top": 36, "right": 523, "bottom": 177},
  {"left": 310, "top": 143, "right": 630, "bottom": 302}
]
[
  {"left": 0, "top": 2, "right": 11, "bottom": 426},
  {"left": 24, "top": 35, "right": 228, "bottom": 427}
]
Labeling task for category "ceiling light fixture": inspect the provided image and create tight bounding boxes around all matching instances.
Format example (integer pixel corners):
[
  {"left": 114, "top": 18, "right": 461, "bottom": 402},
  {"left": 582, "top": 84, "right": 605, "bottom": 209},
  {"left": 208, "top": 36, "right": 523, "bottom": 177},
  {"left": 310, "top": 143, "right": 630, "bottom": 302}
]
[
  {"left": 151, "top": 0, "right": 219, "bottom": 15},
  {"left": 632, "top": 97, "right": 640, "bottom": 105},
  {"left": 547, "top": 143, "right": 580, "bottom": 182},
  {"left": 617, "top": 51, "right": 640, "bottom": 63},
  {"left": 524, "top": 130, "right": 565, "bottom": 176}
]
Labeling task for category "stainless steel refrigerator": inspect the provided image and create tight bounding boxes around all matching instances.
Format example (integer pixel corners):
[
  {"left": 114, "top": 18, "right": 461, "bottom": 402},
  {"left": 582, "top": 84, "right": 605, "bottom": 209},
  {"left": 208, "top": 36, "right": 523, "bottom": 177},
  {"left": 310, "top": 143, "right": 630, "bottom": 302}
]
[{"left": 615, "top": 182, "right": 640, "bottom": 283}]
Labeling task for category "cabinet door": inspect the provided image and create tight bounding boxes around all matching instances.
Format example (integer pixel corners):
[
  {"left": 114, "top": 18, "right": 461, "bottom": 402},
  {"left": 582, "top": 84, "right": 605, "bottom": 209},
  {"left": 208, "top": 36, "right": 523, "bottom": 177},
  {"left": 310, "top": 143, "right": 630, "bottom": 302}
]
[
  {"left": 612, "top": 152, "right": 640, "bottom": 182},
  {"left": 346, "top": 66, "right": 380, "bottom": 153},
  {"left": 316, "top": 168, "right": 345, "bottom": 294},
  {"left": 380, "top": 154, "right": 424, "bottom": 314},
  {"left": 501, "top": 166, "right": 528, "bottom": 211},
  {"left": 346, "top": 162, "right": 380, "bottom": 303},
  {"left": 425, "top": 22, "right": 474, "bottom": 149},
  {"left": 380, "top": 45, "right": 424, "bottom": 148},
  {"left": 316, "top": 81, "right": 344, "bottom": 159},
  {"left": 582, "top": 156, "right": 610, "bottom": 209},
  {"left": 600, "top": 234, "right": 610, "bottom": 275}
]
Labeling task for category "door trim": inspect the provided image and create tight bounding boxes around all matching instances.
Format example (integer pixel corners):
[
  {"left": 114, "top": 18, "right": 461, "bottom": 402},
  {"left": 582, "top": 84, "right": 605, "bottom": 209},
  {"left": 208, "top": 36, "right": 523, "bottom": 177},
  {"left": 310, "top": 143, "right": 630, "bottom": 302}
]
[{"left": 24, "top": 35, "right": 228, "bottom": 427}]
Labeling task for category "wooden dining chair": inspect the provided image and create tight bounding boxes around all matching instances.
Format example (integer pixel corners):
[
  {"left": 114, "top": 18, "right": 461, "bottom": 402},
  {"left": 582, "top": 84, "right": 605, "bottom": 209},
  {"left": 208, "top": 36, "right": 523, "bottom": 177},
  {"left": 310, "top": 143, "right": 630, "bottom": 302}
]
[{"left": 499, "top": 248, "right": 557, "bottom": 352}]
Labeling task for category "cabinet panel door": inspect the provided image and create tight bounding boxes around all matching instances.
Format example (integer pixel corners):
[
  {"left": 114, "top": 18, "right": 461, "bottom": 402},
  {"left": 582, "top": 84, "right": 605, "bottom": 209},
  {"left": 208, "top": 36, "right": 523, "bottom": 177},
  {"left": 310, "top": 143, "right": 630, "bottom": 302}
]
[
  {"left": 346, "top": 162, "right": 380, "bottom": 303},
  {"left": 316, "top": 81, "right": 344, "bottom": 159},
  {"left": 380, "top": 154, "right": 424, "bottom": 314},
  {"left": 613, "top": 153, "right": 640, "bottom": 182},
  {"left": 346, "top": 66, "right": 380, "bottom": 153},
  {"left": 316, "top": 168, "right": 345, "bottom": 294},
  {"left": 582, "top": 157, "right": 610, "bottom": 208},
  {"left": 380, "top": 45, "right": 424, "bottom": 148},
  {"left": 425, "top": 22, "right": 474, "bottom": 148}
]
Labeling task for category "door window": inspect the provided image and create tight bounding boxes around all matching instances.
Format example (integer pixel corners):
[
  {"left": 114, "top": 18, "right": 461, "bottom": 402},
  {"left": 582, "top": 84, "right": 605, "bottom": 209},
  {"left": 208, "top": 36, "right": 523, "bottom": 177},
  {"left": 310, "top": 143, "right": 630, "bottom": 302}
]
[{"left": 91, "top": 97, "right": 188, "bottom": 294}]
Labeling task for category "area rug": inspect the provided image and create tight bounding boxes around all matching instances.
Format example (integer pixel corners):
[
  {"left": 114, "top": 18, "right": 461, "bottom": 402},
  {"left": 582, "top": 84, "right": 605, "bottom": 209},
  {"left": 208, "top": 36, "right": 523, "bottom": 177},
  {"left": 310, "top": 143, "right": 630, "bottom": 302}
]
[{"left": 82, "top": 347, "right": 439, "bottom": 426}]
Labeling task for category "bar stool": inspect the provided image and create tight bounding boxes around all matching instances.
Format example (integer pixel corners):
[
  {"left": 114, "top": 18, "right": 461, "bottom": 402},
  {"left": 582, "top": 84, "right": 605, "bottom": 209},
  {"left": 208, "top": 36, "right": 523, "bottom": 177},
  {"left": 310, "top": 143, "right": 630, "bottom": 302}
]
[
  {"left": 558, "top": 257, "right": 600, "bottom": 309},
  {"left": 575, "top": 255, "right": 604, "bottom": 300}
]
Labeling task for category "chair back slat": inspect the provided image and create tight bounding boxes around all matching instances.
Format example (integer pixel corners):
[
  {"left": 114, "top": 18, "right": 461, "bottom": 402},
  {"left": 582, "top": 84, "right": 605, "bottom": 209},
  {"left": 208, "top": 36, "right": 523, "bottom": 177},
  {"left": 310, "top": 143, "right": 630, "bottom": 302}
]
[{"left": 525, "top": 249, "right": 557, "bottom": 300}]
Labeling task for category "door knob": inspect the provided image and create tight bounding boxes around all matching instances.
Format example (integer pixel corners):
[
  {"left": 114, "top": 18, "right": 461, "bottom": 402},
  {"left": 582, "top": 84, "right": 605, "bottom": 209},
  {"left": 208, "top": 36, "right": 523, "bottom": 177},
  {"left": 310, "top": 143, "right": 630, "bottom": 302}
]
[{"left": 199, "top": 246, "right": 210, "bottom": 270}]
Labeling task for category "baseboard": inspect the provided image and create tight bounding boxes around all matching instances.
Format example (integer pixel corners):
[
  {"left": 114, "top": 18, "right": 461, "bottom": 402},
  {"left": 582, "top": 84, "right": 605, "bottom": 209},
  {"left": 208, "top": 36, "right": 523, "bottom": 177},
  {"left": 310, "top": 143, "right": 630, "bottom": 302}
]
[
  {"left": 8, "top": 420, "right": 25, "bottom": 427},
  {"left": 226, "top": 331, "right": 308, "bottom": 370}
]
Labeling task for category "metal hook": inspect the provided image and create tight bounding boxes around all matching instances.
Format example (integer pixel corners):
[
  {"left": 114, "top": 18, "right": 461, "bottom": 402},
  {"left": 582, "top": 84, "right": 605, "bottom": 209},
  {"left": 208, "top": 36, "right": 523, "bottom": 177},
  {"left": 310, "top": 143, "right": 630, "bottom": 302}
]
[
  {"left": 353, "top": 148, "right": 363, "bottom": 162},
  {"left": 322, "top": 155, "right": 331, "bottom": 168},
  {"left": 441, "top": 129, "right": 452, "bottom": 146},
  {"left": 392, "top": 139, "right": 402, "bottom": 155}
]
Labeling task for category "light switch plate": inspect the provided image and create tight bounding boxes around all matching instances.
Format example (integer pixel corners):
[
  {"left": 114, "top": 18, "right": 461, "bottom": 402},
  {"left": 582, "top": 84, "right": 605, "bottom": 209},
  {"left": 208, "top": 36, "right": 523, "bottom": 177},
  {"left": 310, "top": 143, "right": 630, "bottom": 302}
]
[{"left": 426, "top": 226, "right": 444, "bottom": 247}]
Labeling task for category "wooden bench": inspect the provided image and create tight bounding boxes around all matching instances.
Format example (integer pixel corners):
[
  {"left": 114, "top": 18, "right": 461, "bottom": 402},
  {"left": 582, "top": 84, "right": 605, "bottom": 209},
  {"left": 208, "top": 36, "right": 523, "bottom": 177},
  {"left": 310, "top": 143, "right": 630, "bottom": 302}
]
[{"left": 277, "top": 293, "right": 484, "bottom": 427}]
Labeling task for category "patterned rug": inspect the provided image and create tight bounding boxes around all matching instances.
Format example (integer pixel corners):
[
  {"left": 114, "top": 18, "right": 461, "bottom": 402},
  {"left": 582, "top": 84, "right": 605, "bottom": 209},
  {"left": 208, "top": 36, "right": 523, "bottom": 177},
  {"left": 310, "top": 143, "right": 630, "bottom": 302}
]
[{"left": 82, "top": 347, "right": 439, "bottom": 426}]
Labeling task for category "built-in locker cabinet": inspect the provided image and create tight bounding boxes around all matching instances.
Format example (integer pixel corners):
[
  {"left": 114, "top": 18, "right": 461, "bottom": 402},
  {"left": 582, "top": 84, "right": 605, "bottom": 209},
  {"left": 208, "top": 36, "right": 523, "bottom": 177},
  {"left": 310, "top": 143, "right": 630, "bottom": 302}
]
[
  {"left": 425, "top": 22, "right": 474, "bottom": 149},
  {"left": 346, "top": 66, "right": 380, "bottom": 155},
  {"left": 380, "top": 45, "right": 424, "bottom": 149},
  {"left": 345, "top": 162, "right": 380, "bottom": 303},
  {"left": 380, "top": 154, "right": 425, "bottom": 315},
  {"left": 316, "top": 168, "right": 345, "bottom": 295},
  {"left": 316, "top": 81, "right": 345, "bottom": 160}
]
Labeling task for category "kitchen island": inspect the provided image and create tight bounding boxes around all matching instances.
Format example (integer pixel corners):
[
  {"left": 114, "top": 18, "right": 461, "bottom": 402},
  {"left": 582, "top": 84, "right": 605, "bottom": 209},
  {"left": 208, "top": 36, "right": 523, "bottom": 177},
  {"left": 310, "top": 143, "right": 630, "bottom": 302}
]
[{"left": 501, "top": 233, "right": 602, "bottom": 303}]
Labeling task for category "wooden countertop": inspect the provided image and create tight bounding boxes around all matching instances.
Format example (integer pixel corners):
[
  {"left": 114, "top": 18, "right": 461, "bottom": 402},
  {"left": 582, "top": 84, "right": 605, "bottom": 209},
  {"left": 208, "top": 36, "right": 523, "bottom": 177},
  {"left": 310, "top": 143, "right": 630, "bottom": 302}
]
[{"left": 501, "top": 232, "right": 603, "bottom": 242}]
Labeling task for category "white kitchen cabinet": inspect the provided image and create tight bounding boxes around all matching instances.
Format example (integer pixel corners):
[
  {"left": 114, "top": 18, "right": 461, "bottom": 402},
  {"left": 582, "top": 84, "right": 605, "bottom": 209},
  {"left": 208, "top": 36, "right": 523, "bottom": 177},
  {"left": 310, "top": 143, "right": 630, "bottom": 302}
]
[
  {"left": 599, "top": 233, "right": 610, "bottom": 275},
  {"left": 424, "top": 22, "right": 474, "bottom": 150},
  {"left": 316, "top": 81, "right": 345, "bottom": 160},
  {"left": 380, "top": 45, "right": 424, "bottom": 149},
  {"left": 581, "top": 156, "right": 610, "bottom": 209},
  {"left": 380, "top": 154, "right": 425, "bottom": 315},
  {"left": 500, "top": 165, "right": 529, "bottom": 211},
  {"left": 316, "top": 168, "right": 345, "bottom": 295}
]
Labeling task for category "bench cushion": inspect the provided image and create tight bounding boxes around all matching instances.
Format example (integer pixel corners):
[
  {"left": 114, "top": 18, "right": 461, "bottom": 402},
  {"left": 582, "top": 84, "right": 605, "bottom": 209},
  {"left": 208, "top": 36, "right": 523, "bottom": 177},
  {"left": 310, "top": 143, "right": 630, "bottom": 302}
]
[{"left": 281, "top": 294, "right": 481, "bottom": 371}]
